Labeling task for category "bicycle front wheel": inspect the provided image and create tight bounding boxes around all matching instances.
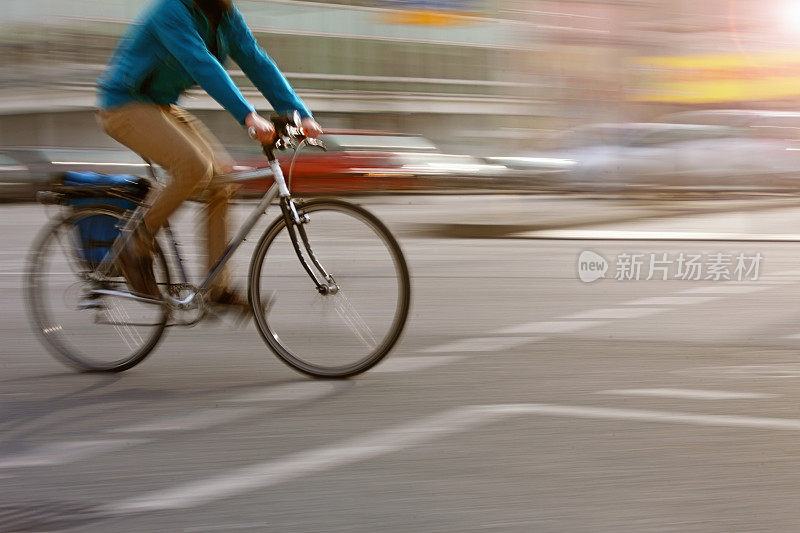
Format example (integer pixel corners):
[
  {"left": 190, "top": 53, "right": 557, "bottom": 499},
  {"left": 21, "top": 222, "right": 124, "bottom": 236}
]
[
  {"left": 249, "top": 199, "right": 410, "bottom": 378},
  {"left": 25, "top": 205, "right": 170, "bottom": 372}
]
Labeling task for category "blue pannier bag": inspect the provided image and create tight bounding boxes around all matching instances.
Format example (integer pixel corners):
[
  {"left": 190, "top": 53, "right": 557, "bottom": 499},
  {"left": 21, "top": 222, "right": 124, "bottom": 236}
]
[{"left": 62, "top": 171, "right": 148, "bottom": 267}]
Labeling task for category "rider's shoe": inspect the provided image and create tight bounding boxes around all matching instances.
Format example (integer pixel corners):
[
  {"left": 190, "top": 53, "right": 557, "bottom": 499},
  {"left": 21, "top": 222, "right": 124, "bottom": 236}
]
[
  {"left": 210, "top": 287, "right": 249, "bottom": 311},
  {"left": 209, "top": 287, "right": 274, "bottom": 327},
  {"left": 117, "top": 225, "right": 161, "bottom": 300},
  {"left": 208, "top": 287, "right": 250, "bottom": 326}
]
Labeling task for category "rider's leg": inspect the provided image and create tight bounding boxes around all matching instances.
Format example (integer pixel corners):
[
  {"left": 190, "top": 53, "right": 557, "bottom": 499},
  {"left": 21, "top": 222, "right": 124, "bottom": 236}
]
[
  {"left": 99, "top": 103, "right": 215, "bottom": 231},
  {"left": 97, "top": 103, "right": 215, "bottom": 298},
  {"left": 204, "top": 181, "right": 235, "bottom": 296},
  {"left": 161, "top": 106, "right": 242, "bottom": 303}
]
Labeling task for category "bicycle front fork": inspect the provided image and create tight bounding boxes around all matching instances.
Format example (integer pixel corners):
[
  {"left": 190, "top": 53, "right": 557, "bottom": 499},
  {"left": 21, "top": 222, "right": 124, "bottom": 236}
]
[{"left": 280, "top": 197, "right": 338, "bottom": 295}]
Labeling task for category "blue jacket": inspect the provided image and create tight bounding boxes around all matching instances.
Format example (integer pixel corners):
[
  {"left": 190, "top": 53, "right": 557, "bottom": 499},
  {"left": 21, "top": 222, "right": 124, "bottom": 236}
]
[{"left": 97, "top": 0, "right": 311, "bottom": 124}]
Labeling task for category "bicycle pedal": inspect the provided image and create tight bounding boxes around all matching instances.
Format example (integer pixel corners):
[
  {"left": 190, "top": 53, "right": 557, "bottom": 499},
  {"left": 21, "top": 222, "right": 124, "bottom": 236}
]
[
  {"left": 205, "top": 303, "right": 250, "bottom": 329},
  {"left": 256, "top": 291, "right": 276, "bottom": 314},
  {"left": 232, "top": 309, "right": 252, "bottom": 329},
  {"left": 206, "top": 292, "right": 275, "bottom": 329}
]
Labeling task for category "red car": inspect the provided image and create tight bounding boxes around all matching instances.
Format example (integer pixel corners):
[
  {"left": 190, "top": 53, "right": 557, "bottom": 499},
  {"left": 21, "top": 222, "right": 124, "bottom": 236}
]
[{"left": 233, "top": 130, "right": 501, "bottom": 196}]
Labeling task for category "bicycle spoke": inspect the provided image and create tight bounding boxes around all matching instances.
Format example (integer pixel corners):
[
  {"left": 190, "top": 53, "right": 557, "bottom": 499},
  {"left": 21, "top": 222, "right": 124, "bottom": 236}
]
[
  {"left": 103, "top": 300, "right": 144, "bottom": 350},
  {"left": 332, "top": 289, "right": 377, "bottom": 349}
]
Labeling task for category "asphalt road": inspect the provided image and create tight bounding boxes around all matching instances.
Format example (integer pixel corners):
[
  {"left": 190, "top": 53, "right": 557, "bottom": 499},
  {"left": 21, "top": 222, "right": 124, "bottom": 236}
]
[{"left": 5, "top": 195, "right": 800, "bottom": 531}]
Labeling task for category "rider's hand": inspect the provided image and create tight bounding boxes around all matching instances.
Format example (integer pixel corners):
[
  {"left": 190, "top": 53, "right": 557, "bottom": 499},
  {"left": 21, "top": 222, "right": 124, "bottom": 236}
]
[
  {"left": 301, "top": 117, "right": 323, "bottom": 139},
  {"left": 244, "top": 112, "right": 276, "bottom": 144}
]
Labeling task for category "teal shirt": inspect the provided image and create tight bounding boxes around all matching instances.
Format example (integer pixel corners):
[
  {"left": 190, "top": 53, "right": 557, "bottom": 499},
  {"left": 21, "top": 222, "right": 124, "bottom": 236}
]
[{"left": 97, "top": 0, "right": 312, "bottom": 124}]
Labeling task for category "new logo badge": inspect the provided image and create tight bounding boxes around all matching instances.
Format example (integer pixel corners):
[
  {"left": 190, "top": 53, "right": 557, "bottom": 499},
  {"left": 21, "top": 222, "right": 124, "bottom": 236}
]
[{"left": 577, "top": 251, "right": 608, "bottom": 283}]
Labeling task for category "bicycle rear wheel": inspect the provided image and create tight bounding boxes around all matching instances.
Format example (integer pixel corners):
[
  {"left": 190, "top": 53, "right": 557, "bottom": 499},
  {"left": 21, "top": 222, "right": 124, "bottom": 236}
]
[
  {"left": 249, "top": 199, "right": 410, "bottom": 378},
  {"left": 25, "top": 205, "right": 170, "bottom": 372}
]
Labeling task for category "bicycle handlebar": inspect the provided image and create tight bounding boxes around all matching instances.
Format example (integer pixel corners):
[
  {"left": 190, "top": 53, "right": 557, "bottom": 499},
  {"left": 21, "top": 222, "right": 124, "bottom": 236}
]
[{"left": 259, "top": 111, "right": 326, "bottom": 159}]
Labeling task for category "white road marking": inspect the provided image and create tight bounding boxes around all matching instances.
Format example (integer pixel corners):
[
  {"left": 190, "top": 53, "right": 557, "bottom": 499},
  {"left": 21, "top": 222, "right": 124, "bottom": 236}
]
[
  {"left": 678, "top": 285, "right": 769, "bottom": 295},
  {"left": 624, "top": 296, "right": 721, "bottom": 306},
  {"left": 497, "top": 321, "right": 606, "bottom": 335},
  {"left": 109, "top": 408, "right": 259, "bottom": 433},
  {"left": 102, "top": 402, "right": 800, "bottom": 512},
  {"left": 421, "top": 337, "right": 539, "bottom": 353},
  {"left": 183, "top": 523, "right": 271, "bottom": 532},
  {"left": 562, "top": 308, "right": 663, "bottom": 320},
  {"left": 768, "top": 269, "right": 800, "bottom": 276},
  {"left": 372, "top": 355, "right": 465, "bottom": 373},
  {"left": 225, "top": 382, "right": 342, "bottom": 403},
  {"left": 476, "top": 403, "right": 800, "bottom": 431},
  {"left": 101, "top": 406, "right": 505, "bottom": 513},
  {"left": 675, "top": 363, "right": 800, "bottom": 379},
  {"left": 510, "top": 229, "right": 800, "bottom": 241},
  {"left": 0, "top": 439, "right": 147, "bottom": 468},
  {"left": 598, "top": 388, "right": 777, "bottom": 400}
]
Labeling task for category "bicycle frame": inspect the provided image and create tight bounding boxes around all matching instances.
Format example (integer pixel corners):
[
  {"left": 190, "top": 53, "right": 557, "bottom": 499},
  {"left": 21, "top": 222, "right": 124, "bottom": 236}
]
[
  {"left": 92, "top": 151, "right": 336, "bottom": 310},
  {"left": 200, "top": 162, "right": 284, "bottom": 294},
  {"left": 202, "top": 158, "right": 338, "bottom": 299}
]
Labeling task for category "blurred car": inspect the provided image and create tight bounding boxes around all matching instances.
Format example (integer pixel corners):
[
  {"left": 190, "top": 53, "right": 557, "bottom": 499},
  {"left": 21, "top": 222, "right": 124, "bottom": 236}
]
[
  {"left": 0, "top": 147, "right": 149, "bottom": 201},
  {"left": 233, "top": 130, "right": 509, "bottom": 196},
  {"left": 513, "top": 122, "right": 800, "bottom": 192},
  {"left": 660, "top": 109, "right": 787, "bottom": 128},
  {"left": 660, "top": 109, "right": 800, "bottom": 128},
  {"left": 481, "top": 155, "right": 577, "bottom": 189},
  {"left": 659, "top": 109, "right": 800, "bottom": 143},
  {"left": 0, "top": 149, "right": 43, "bottom": 201}
]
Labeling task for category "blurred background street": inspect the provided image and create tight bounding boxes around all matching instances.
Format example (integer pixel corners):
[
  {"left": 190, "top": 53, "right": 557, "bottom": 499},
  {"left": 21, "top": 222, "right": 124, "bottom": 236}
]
[
  {"left": 7, "top": 0, "right": 800, "bottom": 198},
  {"left": 9, "top": 0, "right": 800, "bottom": 531}
]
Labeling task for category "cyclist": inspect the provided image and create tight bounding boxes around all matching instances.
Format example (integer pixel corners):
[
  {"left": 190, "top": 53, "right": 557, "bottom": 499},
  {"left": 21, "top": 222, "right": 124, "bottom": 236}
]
[{"left": 96, "top": 0, "right": 322, "bottom": 307}]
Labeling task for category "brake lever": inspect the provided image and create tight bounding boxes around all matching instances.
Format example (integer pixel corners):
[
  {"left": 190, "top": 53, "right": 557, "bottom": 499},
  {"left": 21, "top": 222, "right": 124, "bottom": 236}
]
[{"left": 305, "top": 138, "right": 327, "bottom": 152}]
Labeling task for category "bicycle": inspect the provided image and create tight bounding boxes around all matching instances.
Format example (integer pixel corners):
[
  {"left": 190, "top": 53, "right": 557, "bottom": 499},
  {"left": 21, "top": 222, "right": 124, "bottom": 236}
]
[{"left": 25, "top": 113, "right": 411, "bottom": 378}]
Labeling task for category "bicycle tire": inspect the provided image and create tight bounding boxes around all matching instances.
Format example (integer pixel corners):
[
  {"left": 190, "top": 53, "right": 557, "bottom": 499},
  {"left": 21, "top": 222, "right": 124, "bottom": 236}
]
[
  {"left": 248, "top": 198, "right": 410, "bottom": 378},
  {"left": 25, "top": 205, "right": 170, "bottom": 372}
]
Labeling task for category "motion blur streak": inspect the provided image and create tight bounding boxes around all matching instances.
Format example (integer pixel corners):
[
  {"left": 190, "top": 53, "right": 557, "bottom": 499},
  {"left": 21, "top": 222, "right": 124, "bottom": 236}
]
[{"left": 8, "top": 0, "right": 800, "bottom": 532}]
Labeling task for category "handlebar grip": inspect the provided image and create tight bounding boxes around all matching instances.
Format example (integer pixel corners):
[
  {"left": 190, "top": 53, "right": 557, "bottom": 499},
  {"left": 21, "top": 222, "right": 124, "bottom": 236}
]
[{"left": 260, "top": 111, "right": 324, "bottom": 153}]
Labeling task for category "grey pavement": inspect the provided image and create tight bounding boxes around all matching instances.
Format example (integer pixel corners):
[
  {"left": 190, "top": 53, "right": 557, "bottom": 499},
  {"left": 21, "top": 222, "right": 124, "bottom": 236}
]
[
  {"left": 4, "top": 196, "right": 800, "bottom": 531},
  {"left": 364, "top": 193, "right": 800, "bottom": 238}
]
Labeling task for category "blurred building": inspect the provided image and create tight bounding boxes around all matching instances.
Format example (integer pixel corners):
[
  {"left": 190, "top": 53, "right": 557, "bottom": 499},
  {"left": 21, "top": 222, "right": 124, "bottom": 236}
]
[{"left": 0, "top": 0, "right": 798, "bottom": 155}]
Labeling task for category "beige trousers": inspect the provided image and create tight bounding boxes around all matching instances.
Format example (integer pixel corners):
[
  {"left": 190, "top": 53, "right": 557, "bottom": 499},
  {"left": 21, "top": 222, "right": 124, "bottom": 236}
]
[{"left": 98, "top": 103, "right": 235, "bottom": 295}]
